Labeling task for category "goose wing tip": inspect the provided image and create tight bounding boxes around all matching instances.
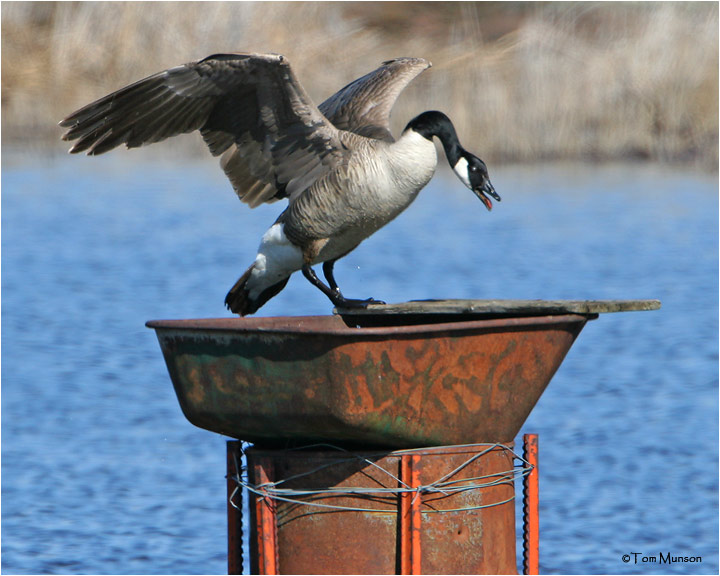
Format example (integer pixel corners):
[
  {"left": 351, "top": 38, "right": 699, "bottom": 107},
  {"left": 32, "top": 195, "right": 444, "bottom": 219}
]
[{"left": 381, "top": 56, "right": 431, "bottom": 68}]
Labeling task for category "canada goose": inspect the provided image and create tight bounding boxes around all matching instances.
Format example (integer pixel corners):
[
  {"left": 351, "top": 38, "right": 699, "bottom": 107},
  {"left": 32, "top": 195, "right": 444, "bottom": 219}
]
[{"left": 59, "top": 53, "right": 499, "bottom": 315}]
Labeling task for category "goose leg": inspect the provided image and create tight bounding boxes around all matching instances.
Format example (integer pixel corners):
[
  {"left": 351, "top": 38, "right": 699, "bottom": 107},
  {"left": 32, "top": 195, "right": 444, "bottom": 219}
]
[
  {"left": 302, "top": 264, "right": 385, "bottom": 308},
  {"left": 322, "top": 260, "right": 340, "bottom": 293}
]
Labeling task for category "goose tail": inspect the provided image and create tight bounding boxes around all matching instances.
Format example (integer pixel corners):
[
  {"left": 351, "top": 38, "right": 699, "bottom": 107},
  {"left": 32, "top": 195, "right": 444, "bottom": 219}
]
[{"left": 225, "top": 263, "right": 290, "bottom": 316}]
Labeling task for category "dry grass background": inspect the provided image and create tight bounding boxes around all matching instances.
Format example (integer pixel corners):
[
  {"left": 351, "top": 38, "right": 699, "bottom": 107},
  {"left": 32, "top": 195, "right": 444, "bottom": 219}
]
[{"left": 2, "top": 1, "right": 718, "bottom": 168}]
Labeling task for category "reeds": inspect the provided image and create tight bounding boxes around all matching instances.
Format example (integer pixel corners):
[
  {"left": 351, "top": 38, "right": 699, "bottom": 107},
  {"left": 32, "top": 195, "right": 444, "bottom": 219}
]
[{"left": 2, "top": 1, "right": 717, "bottom": 168}]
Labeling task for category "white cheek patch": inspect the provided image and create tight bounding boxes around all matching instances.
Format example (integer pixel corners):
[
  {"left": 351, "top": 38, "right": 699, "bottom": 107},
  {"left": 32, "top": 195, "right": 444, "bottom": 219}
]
[{"left": 453, "top": 157, "right": 472, "bottom": 189}]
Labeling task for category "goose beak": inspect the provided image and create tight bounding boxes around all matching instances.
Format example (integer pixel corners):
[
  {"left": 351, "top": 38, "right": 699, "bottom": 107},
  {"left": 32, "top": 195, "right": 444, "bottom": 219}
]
[{"left": 474, "top": 180, "right": 501, "bottom": 211}]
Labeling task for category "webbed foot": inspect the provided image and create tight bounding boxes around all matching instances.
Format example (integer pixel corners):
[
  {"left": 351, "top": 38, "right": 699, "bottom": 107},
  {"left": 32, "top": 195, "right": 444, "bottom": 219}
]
[{"left": 333, "top": 295, "right": 386, "bottom": 309}]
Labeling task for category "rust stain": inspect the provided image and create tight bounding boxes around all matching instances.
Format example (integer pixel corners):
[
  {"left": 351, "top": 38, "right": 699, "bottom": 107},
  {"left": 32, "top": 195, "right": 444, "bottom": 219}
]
[
  {"left": 181, "top": 362, "right": 205, "bottom": 406},
  {"left": 451, "top": 379, "right": 484, "bottom": 413},
  {"left": 152, "top": 314, "right": 588, "bottom": 446}
]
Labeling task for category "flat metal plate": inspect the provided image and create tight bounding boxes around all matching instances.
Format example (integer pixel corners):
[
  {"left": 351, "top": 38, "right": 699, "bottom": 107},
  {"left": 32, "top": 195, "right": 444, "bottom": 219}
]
[{"left": 335, "top": 298, "right": 661, "bottom": 318}]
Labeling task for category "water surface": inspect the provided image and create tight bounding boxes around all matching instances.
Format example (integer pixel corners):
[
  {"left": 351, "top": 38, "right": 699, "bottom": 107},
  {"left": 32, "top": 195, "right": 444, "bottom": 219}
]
[{"left": 2, "top": 155, "right": 717, "bottom": 574}]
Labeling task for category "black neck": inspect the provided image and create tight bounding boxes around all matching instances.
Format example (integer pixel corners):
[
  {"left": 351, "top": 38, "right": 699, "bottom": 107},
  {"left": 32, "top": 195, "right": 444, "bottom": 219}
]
[{"left": 405, "top": 111, "right": 463, "bottom": 165}]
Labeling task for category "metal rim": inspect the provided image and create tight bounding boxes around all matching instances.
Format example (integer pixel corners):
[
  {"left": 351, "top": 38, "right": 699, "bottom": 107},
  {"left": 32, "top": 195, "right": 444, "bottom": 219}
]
[{"left": 146, "top": 313, "right": 589, "bottom": 338}]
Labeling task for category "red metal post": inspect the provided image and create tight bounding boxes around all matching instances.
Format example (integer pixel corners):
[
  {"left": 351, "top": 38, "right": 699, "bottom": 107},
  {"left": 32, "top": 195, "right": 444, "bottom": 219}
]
[
  {"left": 400, "top": 453, "right": 422, "bottom": 575},
  {"left": 227, "top": 441, "right": 243, "bottom": 575},
  {"left": 254, "top": 457, "right": 279, "bottom": 575},
  {"left": 523, "top": 434, "right": 539, "bottom": 575}
]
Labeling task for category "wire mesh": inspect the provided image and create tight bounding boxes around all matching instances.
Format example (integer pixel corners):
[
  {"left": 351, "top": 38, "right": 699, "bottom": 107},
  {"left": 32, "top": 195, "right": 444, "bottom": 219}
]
[{"left": 228, "top": 442, "right": 533, "bottom": 515}]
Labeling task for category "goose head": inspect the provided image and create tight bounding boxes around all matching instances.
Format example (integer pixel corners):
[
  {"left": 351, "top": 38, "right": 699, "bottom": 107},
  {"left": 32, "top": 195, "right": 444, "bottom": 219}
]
[
  {"left": 452, "top": 152, "right": 501, "bottom": 211},
  {"left": 405, "top": 111, "right": 500, "bottom": 211}
]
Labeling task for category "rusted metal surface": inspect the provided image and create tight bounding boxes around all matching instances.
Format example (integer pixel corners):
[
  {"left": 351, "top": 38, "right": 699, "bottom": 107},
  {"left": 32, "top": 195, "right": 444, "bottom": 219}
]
[
  {"left": 245, "top": 445, "right": 518, "bottom": 575},
  {"left": 147, "top": 313, "right": 588, "bottom": 447},
  {"left": 400, "top": 453, "right": 422, "bottom": 575},
  {"left": 252, "top": 456, "right": 279, "bottom": 575},
  {"left": 522, "top": 434, "right": 540, "bottom": 575}
]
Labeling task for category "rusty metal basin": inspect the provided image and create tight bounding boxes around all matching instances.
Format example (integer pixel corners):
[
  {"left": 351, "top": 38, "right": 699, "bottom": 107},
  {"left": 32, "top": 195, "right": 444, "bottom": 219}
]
[{"left": 146, "top": 301, "right": 626, "bottom": 447}]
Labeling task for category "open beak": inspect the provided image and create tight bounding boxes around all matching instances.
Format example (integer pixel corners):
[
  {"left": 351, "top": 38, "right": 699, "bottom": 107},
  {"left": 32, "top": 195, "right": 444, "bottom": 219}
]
[{"left": 474, "top": 180, "right": 501, "bottom": 211}]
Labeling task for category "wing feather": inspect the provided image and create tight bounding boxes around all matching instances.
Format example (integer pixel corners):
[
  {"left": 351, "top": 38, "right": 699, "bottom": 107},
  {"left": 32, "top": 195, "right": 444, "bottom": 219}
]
[
  {"left": 59, "top": 53, "right": 348, "bottom": 207},
  {"left": 318, "top": 57, "right": 431, "bottom": 142}
]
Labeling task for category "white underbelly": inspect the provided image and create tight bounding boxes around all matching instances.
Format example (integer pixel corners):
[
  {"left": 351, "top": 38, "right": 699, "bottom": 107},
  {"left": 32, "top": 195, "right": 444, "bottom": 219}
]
[{"left": 247, "top": 223, "right": 304, "bottom": 299}]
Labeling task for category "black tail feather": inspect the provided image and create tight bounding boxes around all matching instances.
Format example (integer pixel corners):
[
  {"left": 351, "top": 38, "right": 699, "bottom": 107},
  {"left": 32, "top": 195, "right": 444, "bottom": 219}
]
[{"left": 225, "top": 264, "right": 290, "bottom": 316}]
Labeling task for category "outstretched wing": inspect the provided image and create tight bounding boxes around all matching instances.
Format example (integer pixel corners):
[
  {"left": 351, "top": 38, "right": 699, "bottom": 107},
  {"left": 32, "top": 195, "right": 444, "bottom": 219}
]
[
  {"left": 59, "top": 53, "right": 348, "bottom": 207},
  {"left": 318, "top": 57, "right": 431, "bottom": 142}
]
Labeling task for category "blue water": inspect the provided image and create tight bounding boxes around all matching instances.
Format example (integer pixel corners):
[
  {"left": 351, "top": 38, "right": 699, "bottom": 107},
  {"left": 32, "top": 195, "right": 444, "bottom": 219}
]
[{"left": 2, "top": 153, "right": 717, "bottom": 574}]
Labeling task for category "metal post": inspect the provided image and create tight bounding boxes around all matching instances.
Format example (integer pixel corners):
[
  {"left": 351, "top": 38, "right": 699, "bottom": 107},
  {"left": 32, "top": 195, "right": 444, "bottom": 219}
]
[
  {"left": 400, "top": 453, "right": 422, "bottom": 575},
  {"left": 254, "top": 457, "right": 279, "bottom": 575},
  {"left": 523, "top": 434, "right": 539, "bottom": 575},
  {"left": 227, "top": 441, "right": 243, "bottom": 575}
]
